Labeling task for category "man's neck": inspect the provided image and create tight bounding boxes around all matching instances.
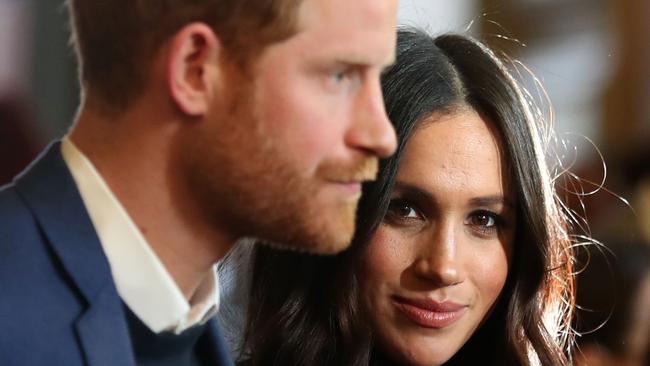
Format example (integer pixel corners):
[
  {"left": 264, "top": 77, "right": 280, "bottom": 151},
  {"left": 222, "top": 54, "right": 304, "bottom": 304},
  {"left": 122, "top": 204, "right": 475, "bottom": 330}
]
[{"left": 69, "top": 105, "right": 235, "bottom": 300}]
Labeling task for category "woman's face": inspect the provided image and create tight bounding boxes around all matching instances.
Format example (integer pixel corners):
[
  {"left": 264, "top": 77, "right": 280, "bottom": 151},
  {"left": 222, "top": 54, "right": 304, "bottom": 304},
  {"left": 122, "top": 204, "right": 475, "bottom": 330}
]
[{"left": 358, "top": 109, "right": 516, "bottom": 366}]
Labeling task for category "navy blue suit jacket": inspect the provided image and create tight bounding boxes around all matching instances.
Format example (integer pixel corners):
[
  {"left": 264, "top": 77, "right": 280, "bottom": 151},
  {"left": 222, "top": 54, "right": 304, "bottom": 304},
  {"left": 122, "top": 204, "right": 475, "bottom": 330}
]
[{"left": 0, "top": 142, "right": 234, "bottom": 366}]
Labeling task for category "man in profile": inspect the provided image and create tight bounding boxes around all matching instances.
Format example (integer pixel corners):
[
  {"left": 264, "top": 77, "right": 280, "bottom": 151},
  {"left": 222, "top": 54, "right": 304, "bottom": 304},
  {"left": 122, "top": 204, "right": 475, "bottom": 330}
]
[{"left": 0, "top": 0, "right": 398, "bottom": 365}]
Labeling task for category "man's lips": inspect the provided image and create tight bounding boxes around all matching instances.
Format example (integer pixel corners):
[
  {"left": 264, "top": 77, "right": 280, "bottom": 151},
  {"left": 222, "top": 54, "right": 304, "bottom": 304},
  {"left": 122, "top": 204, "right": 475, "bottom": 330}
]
[
  {"left": 324, "top": 161, "right": 378, "bottom": 198},
  {"left": 392, "top": 296, "right": 468, "bottom": 329},
  {"left": 329, "top": 181, "right": 363, "bottom": 196}
]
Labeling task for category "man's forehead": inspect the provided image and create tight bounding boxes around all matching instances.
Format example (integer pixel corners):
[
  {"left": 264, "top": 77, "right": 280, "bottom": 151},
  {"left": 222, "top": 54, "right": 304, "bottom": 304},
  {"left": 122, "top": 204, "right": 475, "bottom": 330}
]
[
  {"left": 308, "top": 42, "right": 396, "bottom": 68},
  {"left": 294, "top": 0, "right": 397, "bottom": 66},
  {"left": 298, "top": 0, "right": 397, "bottom": 28}
]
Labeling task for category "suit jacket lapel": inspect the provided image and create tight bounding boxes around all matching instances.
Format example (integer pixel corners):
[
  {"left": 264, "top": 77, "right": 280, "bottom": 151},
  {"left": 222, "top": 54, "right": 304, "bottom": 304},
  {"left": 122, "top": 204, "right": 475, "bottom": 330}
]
[
  {"left": 14, "top": 142, "right": 136, "bottom": 366},
  {"left": 200, "top": 319, "right": 236, "bottom": 366}
]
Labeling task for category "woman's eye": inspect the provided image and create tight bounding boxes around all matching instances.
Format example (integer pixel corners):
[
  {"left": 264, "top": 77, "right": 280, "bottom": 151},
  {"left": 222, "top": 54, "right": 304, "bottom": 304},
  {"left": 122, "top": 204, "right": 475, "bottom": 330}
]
[
  {"left": 466, "top": 210, "right": 503, "bottom": 237},
  {"left": 470, "top": 212, "right": 496, "bottom": 227},
  {"left": 386, "top": 199, "right": 422, "bottom": 221}
]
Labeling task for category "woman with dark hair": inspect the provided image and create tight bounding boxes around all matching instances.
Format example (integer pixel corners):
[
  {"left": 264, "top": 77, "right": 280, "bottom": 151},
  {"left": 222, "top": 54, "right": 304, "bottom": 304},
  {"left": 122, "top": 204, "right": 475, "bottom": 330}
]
[{"left": 236, "top": 28, "right": 575, "bottom": 366}]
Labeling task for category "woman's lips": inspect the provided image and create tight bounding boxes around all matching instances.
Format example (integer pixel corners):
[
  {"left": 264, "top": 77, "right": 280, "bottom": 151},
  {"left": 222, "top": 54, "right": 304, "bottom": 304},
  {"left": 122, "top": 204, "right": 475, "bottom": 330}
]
[{"left": 392, "top": 296, "right": 468, "bottom": 329}]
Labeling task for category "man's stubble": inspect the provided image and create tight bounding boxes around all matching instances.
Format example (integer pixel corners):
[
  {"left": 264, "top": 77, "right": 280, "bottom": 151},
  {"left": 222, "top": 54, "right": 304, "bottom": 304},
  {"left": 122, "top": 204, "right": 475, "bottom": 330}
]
[{"left": 180, "top": 70, "right": 377, "bottom": 254}]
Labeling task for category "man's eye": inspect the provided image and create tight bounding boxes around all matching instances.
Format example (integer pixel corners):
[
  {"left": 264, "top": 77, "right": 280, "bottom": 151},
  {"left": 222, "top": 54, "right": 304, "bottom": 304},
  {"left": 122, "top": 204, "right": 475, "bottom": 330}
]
[
  {"left": 323, "top": 66, "right": 362, "bottom": 91},
  {"left": 329, "top": 68, "right": 357, "bottom": 86},
  {"left": 331, "top": 70, "right": 348, "bottom": 83}
]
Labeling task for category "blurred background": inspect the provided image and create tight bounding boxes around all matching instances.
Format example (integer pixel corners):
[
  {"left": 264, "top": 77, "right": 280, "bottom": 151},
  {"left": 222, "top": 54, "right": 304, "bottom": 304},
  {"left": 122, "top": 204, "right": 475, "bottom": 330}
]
[{"left": 1, "top": 0, "right": 649, "bottom": 362}]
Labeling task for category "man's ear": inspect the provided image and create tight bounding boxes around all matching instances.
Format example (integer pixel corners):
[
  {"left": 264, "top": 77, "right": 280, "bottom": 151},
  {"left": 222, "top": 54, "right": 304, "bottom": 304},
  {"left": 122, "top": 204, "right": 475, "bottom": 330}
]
[{"left": 167, "top": 23, "right": 222, "bottom": 117}]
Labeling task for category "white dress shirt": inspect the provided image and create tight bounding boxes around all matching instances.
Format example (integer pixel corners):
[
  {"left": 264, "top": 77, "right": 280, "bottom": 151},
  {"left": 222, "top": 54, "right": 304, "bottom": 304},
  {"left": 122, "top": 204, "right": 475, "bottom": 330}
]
[{"left": 61, "top": 137, "right": 219, "bottom": 334}]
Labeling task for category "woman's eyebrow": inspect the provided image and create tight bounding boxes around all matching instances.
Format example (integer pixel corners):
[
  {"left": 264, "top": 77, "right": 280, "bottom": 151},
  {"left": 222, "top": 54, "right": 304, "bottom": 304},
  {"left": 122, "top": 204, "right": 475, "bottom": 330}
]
[
  {"left": 392, "top": 181, "right": 434, "bottom": 203},
  {"left": 468, "top": 196, "right": 515, "bottom": 209},
  {"left": 393, "top": 182, "right": 515, "bottom": 210}
]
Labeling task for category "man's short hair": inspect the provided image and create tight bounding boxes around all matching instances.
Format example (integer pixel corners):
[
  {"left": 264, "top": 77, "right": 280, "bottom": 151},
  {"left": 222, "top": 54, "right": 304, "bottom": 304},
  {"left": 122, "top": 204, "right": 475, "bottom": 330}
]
[{"left": 66, "top": 0, "right": 301, "bottom": 112}]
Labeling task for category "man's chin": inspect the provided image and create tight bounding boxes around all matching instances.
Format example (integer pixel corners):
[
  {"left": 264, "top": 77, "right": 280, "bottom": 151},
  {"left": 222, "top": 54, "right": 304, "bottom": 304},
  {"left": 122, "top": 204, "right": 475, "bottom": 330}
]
[
  {"left": 232, "top": 192, "right": 359, "bottom": 254},
  {"left": 251, "top": 221, "right": 355, "bottom": 255}
]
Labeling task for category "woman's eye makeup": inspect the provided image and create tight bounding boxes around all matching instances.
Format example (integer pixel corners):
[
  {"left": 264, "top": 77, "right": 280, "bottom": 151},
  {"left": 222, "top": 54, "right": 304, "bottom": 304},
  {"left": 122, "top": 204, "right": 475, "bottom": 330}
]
[
  {"left": 383, "top": 186, "right": 513, "bottom": 237},
  {"left": 385, "top": 198, "right": 423, "bottom": 224},
  {"left": 465, "top": 209, "right": 507, "bottom": 238}
]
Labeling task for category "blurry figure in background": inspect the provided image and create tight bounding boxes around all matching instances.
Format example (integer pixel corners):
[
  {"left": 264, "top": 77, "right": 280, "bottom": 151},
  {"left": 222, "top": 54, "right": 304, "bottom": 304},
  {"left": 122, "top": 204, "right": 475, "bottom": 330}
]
[
  {"left": 0, "top": 1, "right": 41, "bottom": 185},
  {"left": 0, "top": 97, "right": 39, "bottom": 185},
  {"left": 575, "top": 239, "right": 650, "bottom": 366}
]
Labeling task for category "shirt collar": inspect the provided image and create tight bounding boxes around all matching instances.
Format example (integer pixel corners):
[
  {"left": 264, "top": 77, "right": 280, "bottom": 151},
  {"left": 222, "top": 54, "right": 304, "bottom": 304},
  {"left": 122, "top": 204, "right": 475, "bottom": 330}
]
[{"left": 61, "top": 137, "right": 219, "bottom": 334}]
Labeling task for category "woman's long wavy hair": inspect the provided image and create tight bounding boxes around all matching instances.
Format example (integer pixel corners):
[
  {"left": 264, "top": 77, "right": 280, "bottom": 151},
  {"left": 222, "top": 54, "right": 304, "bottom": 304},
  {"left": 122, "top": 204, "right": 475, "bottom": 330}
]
[{"left": 240, "top": 28, "right": 575, "bottom": 366}]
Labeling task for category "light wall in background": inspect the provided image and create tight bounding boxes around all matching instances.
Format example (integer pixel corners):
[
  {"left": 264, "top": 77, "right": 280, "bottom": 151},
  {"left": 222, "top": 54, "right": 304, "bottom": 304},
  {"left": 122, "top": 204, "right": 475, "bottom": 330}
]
[
  {"left": 399, "top": 0, "right": 612, "bottom": 167},
  {"left": 398, "top": 0, "right": 478, "bottom": 34}
]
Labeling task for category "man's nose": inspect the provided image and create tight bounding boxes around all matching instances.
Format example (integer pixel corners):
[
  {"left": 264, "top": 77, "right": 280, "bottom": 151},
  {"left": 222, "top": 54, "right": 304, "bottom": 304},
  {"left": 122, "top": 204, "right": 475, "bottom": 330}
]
[{"left": 345, "top": 77, "right": 397, "bottom": 158}]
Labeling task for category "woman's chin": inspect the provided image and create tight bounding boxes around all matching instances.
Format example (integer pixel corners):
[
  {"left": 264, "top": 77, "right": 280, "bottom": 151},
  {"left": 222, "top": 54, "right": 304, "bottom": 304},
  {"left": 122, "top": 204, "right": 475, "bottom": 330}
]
[{"left": 384, "top": 341, "right": 456, "bottom": 366}]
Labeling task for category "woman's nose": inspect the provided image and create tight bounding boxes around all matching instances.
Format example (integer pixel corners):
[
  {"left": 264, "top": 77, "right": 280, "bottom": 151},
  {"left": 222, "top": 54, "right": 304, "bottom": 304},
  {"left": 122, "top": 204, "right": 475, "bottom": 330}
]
[{"left": 413, "top": 223, "right": 464, "bottom": 287}]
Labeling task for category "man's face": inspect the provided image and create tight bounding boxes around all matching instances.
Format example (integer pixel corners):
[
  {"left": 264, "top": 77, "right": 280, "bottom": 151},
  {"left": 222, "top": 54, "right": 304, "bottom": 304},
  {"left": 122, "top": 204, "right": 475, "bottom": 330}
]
[{"left": 184, "top": 0, "right": 398, "bottom": 254}]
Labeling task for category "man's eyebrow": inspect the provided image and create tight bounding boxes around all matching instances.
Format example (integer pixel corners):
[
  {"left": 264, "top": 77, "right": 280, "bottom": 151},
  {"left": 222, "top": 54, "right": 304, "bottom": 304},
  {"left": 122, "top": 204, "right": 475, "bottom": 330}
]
[{"left": 332, "top": 52, "right": 395, "bottom": 69}]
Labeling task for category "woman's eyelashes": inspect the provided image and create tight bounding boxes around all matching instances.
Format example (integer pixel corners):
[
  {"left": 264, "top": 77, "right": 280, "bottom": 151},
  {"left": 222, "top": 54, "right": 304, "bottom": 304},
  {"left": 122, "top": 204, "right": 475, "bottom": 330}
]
[
  {"left": 385, "top": 198, "right": 424, "bottom": 225},
  {"left": 384, "top": 197, "right": 510, "bottom": 238},
  {"left": 465, "top": 209, "right": 508, "bottom": 238}
]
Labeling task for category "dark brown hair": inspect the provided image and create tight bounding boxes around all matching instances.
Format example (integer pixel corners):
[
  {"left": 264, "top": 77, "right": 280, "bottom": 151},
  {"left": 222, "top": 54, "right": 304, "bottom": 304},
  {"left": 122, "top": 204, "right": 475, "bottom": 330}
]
[
  {"left": 66, "top": 0, "right": 301, "bottom": 112},
  {"left": 242, "top": 28, "right": 575, "bottom": 366}
]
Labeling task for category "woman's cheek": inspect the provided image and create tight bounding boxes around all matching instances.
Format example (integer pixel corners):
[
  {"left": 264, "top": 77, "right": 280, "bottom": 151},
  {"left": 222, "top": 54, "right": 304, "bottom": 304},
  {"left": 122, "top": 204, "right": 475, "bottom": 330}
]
[
  {"left": 473, "top": 243, "right": 510, "bottom": 306},
  {"left": 360, "top": 225, "right": 413, "bottom": 286}
]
